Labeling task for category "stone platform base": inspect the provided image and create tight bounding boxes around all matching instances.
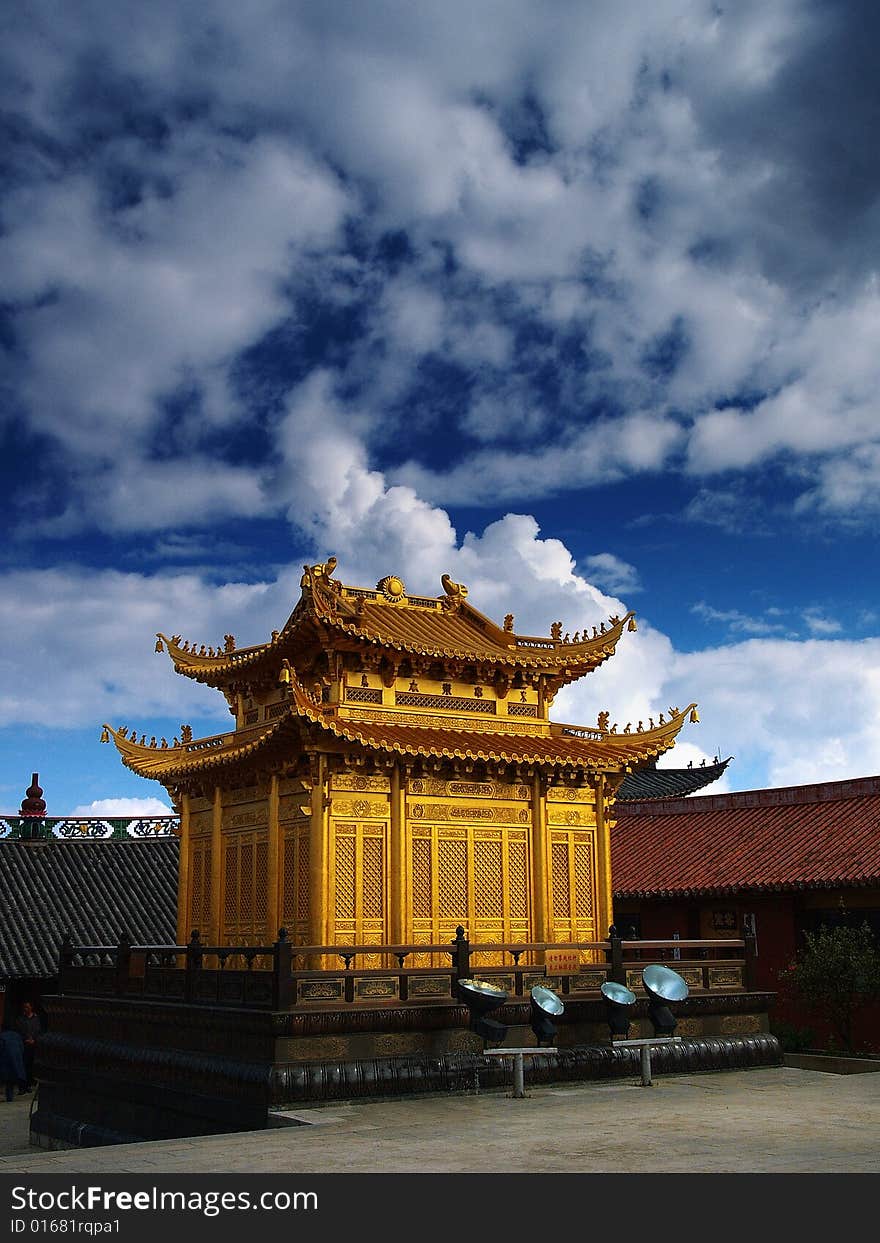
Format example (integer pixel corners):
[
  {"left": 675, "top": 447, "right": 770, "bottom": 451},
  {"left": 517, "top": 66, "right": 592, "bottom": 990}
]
[{"left": 32, "top": 990, "right": 780, "bottom": 1149}]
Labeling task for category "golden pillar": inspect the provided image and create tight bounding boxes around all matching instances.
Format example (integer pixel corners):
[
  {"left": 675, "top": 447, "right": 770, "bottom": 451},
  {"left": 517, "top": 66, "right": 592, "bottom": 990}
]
[
  {"left": 594, "top": 772, "right": 613, "bottom": 940},
  {"left": 176, "top": 792, "right": 191, "bottom": 945},
  {"left": 389, "top": 760, "right": 408, "bottom": 945},
  {"left": 530, "top": 771, "right": 552, "bottom": 942},
  {"left": 309, "top": 753, "right": 331, "bottom": 948},
  {"left": 210, "top": 785, "right": 223, "bottom": 946},
  {"left": 267, "top": 774, "right": 280, "bottom": 940}
]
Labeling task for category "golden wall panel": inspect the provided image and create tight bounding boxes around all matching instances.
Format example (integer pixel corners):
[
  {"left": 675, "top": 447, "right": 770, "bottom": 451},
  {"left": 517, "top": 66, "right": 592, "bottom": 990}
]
[
  {"left": 221, "top": 829, "right": 269, "bottom": 944},
  {"left": 188, "top": 841, "right": 212, "bottom": 936},
  {"left": 549, "top": 828, "right": 597, "bottom": 945},
  {"left": 330, "top": 817, "right": 388, "bottom": 948}
]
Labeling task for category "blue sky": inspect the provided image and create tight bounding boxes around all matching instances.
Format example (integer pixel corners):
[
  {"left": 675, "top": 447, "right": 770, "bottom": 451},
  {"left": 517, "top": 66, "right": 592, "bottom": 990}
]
[{"left": 2, "top": 1, "right": 880, "bottom": 815}]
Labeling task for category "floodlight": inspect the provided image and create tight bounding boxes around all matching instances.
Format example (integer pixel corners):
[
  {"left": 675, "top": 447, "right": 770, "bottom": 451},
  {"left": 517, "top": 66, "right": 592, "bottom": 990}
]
[
  {"left": 641, "top": 964, "right": 688, "bottom": 1036},
  {"left": 600, "top": 979, "right": 637, "bottom": 1037},
  {"left": 457, "top": 978, "right": 508, "bottom": 1043},
  {"left": 530, "top": 985, "right": 564, "bottom": 1045}
]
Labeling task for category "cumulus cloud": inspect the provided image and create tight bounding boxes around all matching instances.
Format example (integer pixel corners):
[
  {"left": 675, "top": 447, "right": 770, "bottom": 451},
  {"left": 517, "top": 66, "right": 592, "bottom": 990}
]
[
  {"left": 2, "top": 3, "right": 880, "bottom": 808},
  {"left": 69, "top": 797, "right": 173, "bottom": 817}
]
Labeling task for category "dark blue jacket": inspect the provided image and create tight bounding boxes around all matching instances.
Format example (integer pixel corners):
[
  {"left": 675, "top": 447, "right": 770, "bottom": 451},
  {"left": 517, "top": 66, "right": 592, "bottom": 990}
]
[{"left": 0, "top": 1030, "right": 27, "bottom": 1083}]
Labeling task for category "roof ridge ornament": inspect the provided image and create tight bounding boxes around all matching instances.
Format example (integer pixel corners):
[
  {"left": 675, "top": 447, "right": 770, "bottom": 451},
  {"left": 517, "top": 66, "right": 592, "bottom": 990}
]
[
  {"left": 377, "top": 574, "right": 406, "bottom": 603},
  {"left": 440, "top": 573, "right": 468, "bottom": 611}
]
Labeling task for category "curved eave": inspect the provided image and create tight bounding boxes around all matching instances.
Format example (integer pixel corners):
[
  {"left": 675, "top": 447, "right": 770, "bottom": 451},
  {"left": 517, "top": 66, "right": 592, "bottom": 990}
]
[
  {"left": 310, "top": 602, "right": 635, "bottom": 675},
  {"left": 104, "top": 681, "right": 696, "bottom": 780},
  {"left": 102, "top": 718, "right": 300, "bottom": 780}
]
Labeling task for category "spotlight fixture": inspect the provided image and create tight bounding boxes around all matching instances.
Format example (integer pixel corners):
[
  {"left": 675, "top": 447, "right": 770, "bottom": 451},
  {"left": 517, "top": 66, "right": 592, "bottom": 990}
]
[
  {"left": 457, "top": 978, "right": 508, "bottom": 1043},
  {"left": 641, "top": 964, "right": 689, "bottom": 1036},
  {"left": 600, "top": 980, "right": 637, "bottom": 1038},
  {"left": 530, "top": 985, "right": 564, "bottom": 1046}
]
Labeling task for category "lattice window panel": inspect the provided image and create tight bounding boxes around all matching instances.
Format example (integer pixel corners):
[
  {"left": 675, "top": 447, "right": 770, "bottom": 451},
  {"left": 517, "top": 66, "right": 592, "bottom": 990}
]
[
  {"left": 412, "top": 839, "right": 432, "bottom": 919},
  {"left": 223, "top": 845, "right": 237, "bottom": 924},
  {"left": 507, "top": 702, "right": 539, "bottom": 717},
  {"left": 412, "top": 813, "right": 533, "bottom": 963},
  {"left": 282, "top": 833, "right": 297, "bottom": 923},
  {"left": 255, "top": 840, "right": 268, "bottom": 926},
  {"left": 362, "top": 836, "right": 384, "bottom": 920},
  {"left": 395, "top": 692, "right": 496, "bottom": 713},
  {"left": 335, "top": 833, "right": 356, "bottom": 920},
  {"left": 345, "top": 686, "right": 383, "bottom": 704},
  {"left": 331, "top": 819, "right": 388, "bottom": 951},
  {"left": 507, "top": 839, "right": 528, "bottom": 919},
  {"left": 189, "top": 843, "right": 212, "bottom": 936},
  {"left": 438, "top": 837, "right": 468, "bottom": 921},
  {"left": 549, "top": 829, "right": 598, "bottom": 948},
  {"left": 473, "top": 839, "right": 504, "bottom": 919},
  {"left": 551, "top": 840, "right": 572, "bottom": 918},
  {"left": 296, "top": 835, "right": 310, "bottom": 927}
]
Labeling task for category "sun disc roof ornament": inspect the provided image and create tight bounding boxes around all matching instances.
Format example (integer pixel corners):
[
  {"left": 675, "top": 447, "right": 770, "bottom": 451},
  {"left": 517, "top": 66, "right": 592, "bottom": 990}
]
[{"left": 377, "top": 575, "right": 406, "bottom": 603}]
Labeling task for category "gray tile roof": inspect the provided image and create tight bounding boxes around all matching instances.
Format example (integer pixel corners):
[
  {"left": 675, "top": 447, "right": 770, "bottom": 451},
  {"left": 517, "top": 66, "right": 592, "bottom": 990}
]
[
  {"left": 617, "top": 757, "right": 731, "bottom": 801},
  {"left": 0, "top": 838, "right": 178, "bottom": 979}
]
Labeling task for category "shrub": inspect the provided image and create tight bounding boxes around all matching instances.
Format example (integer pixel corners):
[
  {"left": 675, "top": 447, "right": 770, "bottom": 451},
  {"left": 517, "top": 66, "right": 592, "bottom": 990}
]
[{"left": 781, "top": 921, "right": 880, "bottom": 1052}]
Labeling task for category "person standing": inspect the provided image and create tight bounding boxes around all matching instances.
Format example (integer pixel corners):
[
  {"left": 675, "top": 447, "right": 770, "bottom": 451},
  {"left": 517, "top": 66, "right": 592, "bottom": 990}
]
[
  {"left": 0, "top": 1030, "right": 27, "bottom": 1101},
  {"left": 14, "top": 1001, "right": 40, "bottom": 1091}
]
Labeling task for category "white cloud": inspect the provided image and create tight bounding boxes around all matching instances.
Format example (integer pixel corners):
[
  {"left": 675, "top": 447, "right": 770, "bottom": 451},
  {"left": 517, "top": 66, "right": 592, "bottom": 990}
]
[
  {"left": 69, "top": 797, "right": 173, "bottom": 817},
  {"left": 580, "top": 553, "right": 642, "bottom": 596}
]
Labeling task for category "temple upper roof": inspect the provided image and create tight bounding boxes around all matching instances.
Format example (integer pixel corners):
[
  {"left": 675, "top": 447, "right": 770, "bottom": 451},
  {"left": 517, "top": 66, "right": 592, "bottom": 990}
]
[
  {"left": 105, "top": 663, "right": 698, "bottom": 783},
  {"left": 156, "top": 560, "right": 637, "bottom": 693}
]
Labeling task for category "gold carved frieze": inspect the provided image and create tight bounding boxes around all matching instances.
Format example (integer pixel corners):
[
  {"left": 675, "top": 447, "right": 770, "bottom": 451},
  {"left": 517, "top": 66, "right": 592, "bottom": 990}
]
[
  {"left": 708, "top": 967, "right": 744, "bottom": 990},
  {"left": 408, "top": 801, "right": 530, "bottom": 825},
  {"left": 408, "top": 976, "right": 451, "bottom": 998},
  {"left": 679, "top": 968, "right": 704, "bottom": 989},
  {"left": 225, "top": 786, "right": 259, "bottom": 806},
  {"left": 298, "top": 979, "right": 344, "bottom": 1003},
  {"left": 189, "top": 811, "right": 213, "bottom": 838},
  {"left": 354, "top": 977, "right": 399, "bottom": 1000},
  {"left": 408, "top": 778, "right": 530, "bottom": 800},
  {"left": 225, "top": 808, "right": 268, "bottom": 829},
  {"left": 330, "top": 797, "right": 390, "bottom": 819},
  {"left": 547, "top": 806, "right": 596, "bottom": 826},
  {"left": 546, "top": 787, "right": 597, "bottom": 802},
  {"left": 331, "top": 773, "right": 391, "bottom": 793}
]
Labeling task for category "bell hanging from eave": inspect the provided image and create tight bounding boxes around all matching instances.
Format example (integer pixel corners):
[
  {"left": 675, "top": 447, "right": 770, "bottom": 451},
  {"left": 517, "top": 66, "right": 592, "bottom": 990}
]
[
  {"left": 690, "top": 706, "right": 700, "bottom": 723},
  {"left": 627, "top": 615, "right": 637, "bottom": 632},
  {"left": 155, "top": 636, "right": 164, "bottom": 652}
]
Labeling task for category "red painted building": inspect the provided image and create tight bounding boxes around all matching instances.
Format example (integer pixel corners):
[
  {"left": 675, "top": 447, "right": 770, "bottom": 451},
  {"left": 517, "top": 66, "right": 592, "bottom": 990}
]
[{"left": 613, "top": 774, "right": 880, "bottom": 1050}]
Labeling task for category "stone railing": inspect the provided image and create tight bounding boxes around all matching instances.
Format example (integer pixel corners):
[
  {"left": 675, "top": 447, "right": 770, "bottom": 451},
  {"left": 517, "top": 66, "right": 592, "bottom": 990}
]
[{"left": 55, "top": 926, "right": 759, "bottom": 1011}]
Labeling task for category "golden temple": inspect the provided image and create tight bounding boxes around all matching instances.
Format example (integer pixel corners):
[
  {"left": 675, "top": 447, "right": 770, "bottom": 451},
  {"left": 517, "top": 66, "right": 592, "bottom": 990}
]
[{"left": 104, "top": 560, "right": 697, "bottom": 955}]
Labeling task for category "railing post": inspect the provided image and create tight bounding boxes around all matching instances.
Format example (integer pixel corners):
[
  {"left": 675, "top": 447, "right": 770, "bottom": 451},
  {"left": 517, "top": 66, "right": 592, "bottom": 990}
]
[
  {"left": 609, "top": 925, "right": 625, "bottom": 985},
  {"left": 452, "top": 925, "right": 470, "bottom": 984},
  {"left": 115, "top": 931, "right": 131, "bottom": 996},
  {"left": 185, "top": 929, "right": 202, "bottom": 1002},
  {"left": 743, "top": 925, "right": 759, "bottom": 991},
  {"left": 273, "top": 928, "right": 295, "bottom": 1010}
]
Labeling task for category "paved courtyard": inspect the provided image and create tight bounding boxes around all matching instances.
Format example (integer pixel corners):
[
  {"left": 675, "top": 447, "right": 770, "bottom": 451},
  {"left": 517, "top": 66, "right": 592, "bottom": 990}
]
[{"left": 0, "top": 1065, "right": 878, "bottom": 1174}]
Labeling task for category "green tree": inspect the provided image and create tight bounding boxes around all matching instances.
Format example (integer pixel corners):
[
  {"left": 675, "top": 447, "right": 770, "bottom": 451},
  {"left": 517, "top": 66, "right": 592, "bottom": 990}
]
[{"left": 783, "top": 921, "right": 880, "bottom": 1052}]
